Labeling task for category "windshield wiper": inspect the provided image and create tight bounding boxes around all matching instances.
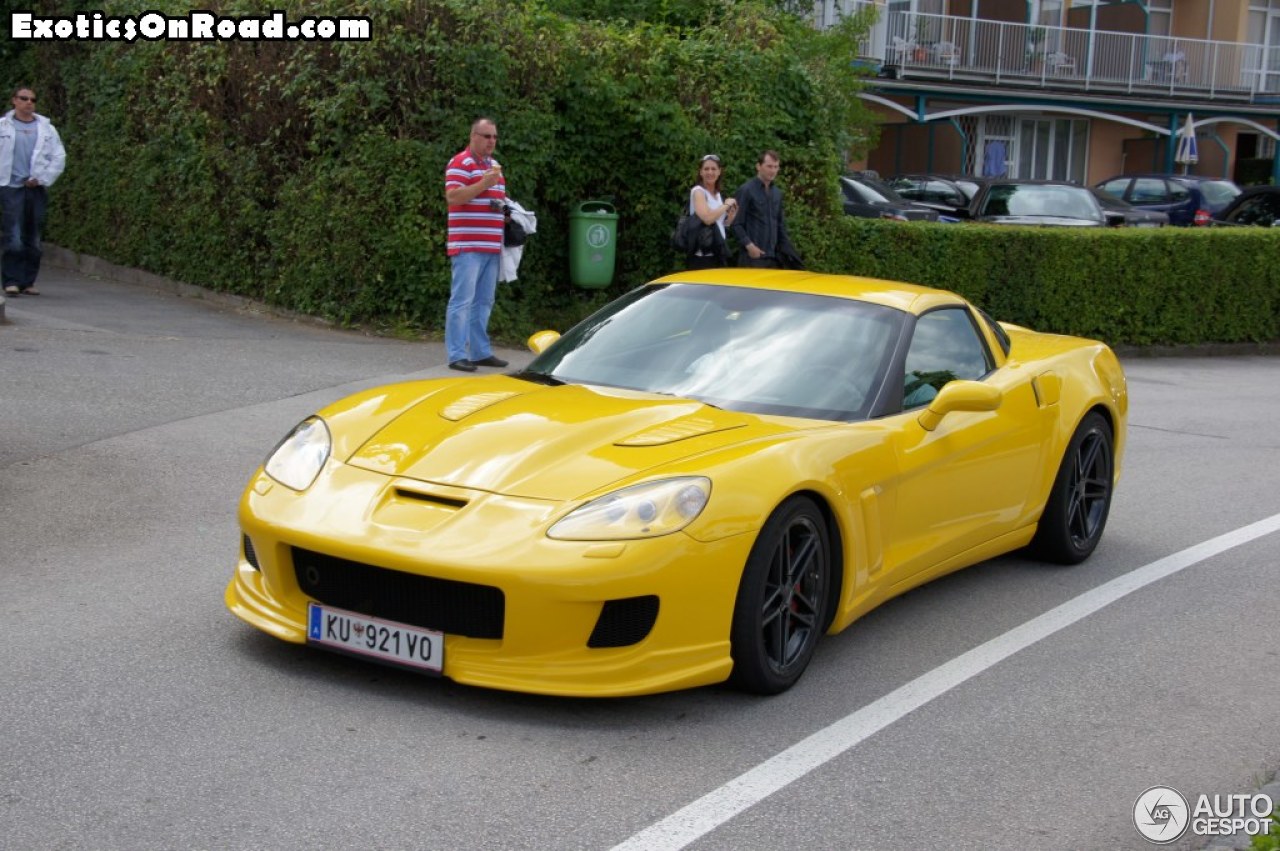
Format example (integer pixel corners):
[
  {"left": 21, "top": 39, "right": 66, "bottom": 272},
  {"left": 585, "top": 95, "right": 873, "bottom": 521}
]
[
  {"left": 514, "top": 369, "right": 564, "bottom": 386},
  {"left": 644, "top": 387, "right": 724, "bottom": 411}
]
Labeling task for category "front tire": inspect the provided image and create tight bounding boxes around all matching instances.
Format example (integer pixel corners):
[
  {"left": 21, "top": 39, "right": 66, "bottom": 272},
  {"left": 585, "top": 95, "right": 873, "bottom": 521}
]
[
  {"left": 1030, "top": 411, "right": 1114, "bottom": 565},
  {"left": 729, "top": 496, "right": 832, "bottom": 695}
]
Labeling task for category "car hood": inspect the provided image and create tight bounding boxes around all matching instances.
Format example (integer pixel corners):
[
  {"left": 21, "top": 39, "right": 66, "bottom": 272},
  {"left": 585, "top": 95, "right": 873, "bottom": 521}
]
[
  {"left": 342, "top": 377, "right": 803, "bottom": 501},
  {"left": 898, "top": 206, "right": 938, "bottom": 221},
  {"left": 979, "top": 215, "right": 1102, "bottom": 227},
  {"left": 863, "top": 200, "right": 937, "bottom": 221}
]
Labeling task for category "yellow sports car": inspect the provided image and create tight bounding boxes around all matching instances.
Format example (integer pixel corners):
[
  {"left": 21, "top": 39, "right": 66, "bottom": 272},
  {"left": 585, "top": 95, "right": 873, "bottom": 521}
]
[{"left": 227, "top": 269, "right": 1127, "bottom": 697}]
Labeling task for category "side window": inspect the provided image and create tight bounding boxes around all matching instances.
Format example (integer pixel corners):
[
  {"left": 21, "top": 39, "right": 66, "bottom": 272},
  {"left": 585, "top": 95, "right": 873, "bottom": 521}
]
[
  {"left": 891, "top": 178, "right": 923, "bottom": 200},
  {"left": 1167, "top": 182, "right": 1191, "bottom": 202},
  {"left": 1201, "top": 182, "right": 1241, "bottom": 206},
  {"left": 1131, "top": 178, "right": 1168, "bottom": 204},
  {"left": 1099, "top": 178, "right": 1129, "bottom": 199},
  {"left": 921, "top": 180, "right": 951, "bottom": 204},
  {"left": 902, "top": 308, "right": 993, "bottom": 409}
]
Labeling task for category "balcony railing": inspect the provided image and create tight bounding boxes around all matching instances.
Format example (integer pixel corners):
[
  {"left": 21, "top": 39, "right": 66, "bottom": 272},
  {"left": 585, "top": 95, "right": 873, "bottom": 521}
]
[{"left": 813, "top": 3, "right": 1280, "bottom": 102}]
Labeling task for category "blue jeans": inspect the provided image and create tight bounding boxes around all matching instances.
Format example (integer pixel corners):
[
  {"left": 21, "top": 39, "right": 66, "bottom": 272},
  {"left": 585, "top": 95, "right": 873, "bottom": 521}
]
[
  {"left": 1, "top": 185, "right": 48, "bottom": 290},
  {"left": 446, "top": 250, "right": 499, "bottom": 363}
]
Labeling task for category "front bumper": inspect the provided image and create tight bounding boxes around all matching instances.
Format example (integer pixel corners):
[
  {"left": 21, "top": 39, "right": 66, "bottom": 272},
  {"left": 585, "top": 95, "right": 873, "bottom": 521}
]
[{"left": 226, "top": 465, "right": 754, "bottom": 697}]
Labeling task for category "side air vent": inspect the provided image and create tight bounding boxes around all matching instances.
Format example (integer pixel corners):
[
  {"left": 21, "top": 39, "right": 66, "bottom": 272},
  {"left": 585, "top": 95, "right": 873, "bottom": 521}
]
[
  {"left": 587, "top": 596, "right": 659, "bottom": 648},
  {"left": 243, "top": 534, "right": 260, "bottom": 570}
]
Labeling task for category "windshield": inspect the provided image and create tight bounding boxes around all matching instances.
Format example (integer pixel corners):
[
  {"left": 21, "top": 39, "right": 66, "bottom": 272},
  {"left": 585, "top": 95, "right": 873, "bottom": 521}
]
[
  {"left": 524, "top": 284, "right": 905, "bottom": 421},
  {"left": 980, "top": 184, "right": 1103, "bottom": 222},
  {"left": 842, "top": 177, "right": 895, "bottom": 205}
]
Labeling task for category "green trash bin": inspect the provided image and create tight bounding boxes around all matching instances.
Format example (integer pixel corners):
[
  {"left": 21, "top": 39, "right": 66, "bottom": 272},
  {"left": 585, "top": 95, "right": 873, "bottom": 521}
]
[{"left": 568, "top": 201, "right": 617, "bottom": 289}]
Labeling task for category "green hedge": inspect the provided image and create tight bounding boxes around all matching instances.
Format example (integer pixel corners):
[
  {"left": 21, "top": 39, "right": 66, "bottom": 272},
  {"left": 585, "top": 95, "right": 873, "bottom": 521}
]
[
  {"left": 20, "top": 0, "right": 874, "bottom": 335},
  {"left": 10, "top": 0, "right": 1279, "bottom": 346},
  {"left": 813, "top": 219, "right": 1280, "bottom": 346}
]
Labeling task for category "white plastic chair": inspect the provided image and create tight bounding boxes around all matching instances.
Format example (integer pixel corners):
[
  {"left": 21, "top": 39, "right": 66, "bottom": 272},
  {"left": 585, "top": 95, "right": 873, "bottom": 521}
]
[
  {"left": 892, "top": 36, "right": 918, "bottom": 65},
  {"left": 1046, "top": 52, "right": 1076, "bottom": 75},
  {"left": 1163, "top": 51, "right": 1187, "bottom": 83},
  {"left": 933, "top": 42, "right": 961, "bottom": 68}
]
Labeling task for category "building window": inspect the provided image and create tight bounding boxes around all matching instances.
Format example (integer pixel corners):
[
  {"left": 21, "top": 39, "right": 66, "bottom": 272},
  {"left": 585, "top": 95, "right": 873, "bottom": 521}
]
[
  {"left": 1147, "top": 0, "right": 1172, "bottom": 38},
  {"left": 1014, "top": 117, "right": 1088, "bottom": 182},
  {"left": 1250, "top": 2, "right": 1280, "bottom": 45},
  {"left": 1037, "top": 0, "right": 1063, "bottom": 27},
  {"left": 1240, "top": 132, "right": 1278, "bottom": 160}
]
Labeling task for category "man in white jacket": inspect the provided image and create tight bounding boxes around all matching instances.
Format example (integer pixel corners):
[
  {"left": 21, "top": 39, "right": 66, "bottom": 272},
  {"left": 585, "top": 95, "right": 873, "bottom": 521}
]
[{"left": 1, "top": 86, "right": 67, "bottom": 296}]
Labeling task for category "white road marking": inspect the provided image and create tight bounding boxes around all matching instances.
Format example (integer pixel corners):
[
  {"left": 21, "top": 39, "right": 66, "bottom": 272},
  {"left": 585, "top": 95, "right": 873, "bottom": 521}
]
[{"left": 612, "top": 512, "right": 1280, "bottom": 851}]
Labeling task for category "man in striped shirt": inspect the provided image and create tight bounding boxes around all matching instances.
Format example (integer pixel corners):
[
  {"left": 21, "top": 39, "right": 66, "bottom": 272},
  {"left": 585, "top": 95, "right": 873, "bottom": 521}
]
[{"left": 443, "top": 117, "right": 509, "bottom": 372}]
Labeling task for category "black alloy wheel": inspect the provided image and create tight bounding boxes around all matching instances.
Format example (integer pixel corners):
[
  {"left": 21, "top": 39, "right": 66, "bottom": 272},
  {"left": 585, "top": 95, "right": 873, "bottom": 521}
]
[
  {"left": 729, "top": 496, "right": 831, "bottom": 694},
  {"left": 1030, "top": 411, "right": 1114, "bottom": 565}
]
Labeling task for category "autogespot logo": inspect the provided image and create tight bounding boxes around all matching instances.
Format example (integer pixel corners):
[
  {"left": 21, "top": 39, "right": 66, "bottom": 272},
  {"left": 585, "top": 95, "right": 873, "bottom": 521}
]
[{"left": 1134, "top": 786, "right": 1191, "bottom": 844}]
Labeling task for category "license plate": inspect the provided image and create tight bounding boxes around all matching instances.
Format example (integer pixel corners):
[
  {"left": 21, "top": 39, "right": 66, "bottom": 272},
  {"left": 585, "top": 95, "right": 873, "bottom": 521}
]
[
  {"left": 307, "top": 603, "right": 443, "bottom": 673},
  {"left": 1135, "top": 222, "right": 1159, "bottom": 228}
]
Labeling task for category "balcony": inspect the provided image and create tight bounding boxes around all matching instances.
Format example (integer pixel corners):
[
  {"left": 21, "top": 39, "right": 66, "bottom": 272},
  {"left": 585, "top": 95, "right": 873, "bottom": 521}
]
[{"left": 814, "top": 3, "right": 1280, "bottom": 104}]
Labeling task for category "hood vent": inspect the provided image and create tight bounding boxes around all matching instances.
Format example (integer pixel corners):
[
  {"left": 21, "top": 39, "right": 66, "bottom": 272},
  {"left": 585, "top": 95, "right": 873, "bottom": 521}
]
[
  {"left": 393, "top": 488, "right": 468, "bottom": 510},
  {"left": 440, "top": 391, "right": 520, "bottom": 422},
  {"left": 615, "top": 416, "right": 744, "bottom": 447}
]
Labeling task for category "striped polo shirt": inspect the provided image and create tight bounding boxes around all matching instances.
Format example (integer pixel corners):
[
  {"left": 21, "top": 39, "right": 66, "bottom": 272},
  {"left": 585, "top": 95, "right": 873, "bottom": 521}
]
[{"left": 445, "top": 149, "right": 506, "bottom": 255}]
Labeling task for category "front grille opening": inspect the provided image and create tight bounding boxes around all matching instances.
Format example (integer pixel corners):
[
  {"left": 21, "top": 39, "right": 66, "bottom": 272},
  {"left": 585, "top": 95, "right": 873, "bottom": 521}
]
[
  {"left": 588, "top": 596, "right": 659, "bottom": 648},
  {"left": 292, "top": 547, "right": 504, "bottom": 639},
  {"left": 243, "top": 534, "right": 260, "bottom": 571}
]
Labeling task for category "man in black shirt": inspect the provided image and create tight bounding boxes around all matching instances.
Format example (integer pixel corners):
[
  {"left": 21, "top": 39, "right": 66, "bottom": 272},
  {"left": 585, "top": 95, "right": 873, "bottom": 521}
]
[{"left": 730, "top": 150, "right": 799, "bottom": 269}]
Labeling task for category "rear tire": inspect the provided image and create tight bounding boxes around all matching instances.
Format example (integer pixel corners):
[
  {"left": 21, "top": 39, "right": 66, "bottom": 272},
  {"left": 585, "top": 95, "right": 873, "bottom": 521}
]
[
  {"left": 729, "top": 497, "right": 832, "bottom": 695},
  {"left": 1030, "top": 411, "right": 1114, "bottom": 565}
]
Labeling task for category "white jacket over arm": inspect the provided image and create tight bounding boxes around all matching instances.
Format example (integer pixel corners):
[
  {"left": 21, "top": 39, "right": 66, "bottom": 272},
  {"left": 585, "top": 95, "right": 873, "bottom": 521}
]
[
  {"left": 500, "top": 199, "right": 538, "bottom": 283},
  {"left": 0, "top": 111, "right": 67, "bottom": 187}
]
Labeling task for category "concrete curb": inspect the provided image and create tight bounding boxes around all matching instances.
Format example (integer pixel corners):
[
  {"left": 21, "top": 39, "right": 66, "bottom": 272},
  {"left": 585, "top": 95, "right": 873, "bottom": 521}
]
[
  {"left": 1115, "top": 341, "right": 1280, "bottom": 358},
  {"left": 34, "top": 244, "right": 1280, "bottom": 357},
  {"left": 41, "top": 243, "right": 343, "bottom": 332}
]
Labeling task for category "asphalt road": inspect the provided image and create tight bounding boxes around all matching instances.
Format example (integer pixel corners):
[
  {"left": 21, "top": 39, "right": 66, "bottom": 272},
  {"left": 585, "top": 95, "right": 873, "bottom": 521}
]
[{"left": 2, "top": 258, "right": 1278, "bottom": 851}]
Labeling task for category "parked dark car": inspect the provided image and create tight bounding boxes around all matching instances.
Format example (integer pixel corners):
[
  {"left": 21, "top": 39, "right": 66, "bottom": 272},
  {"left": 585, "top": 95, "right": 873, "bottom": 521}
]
[
  {"left": 839, "top": 172, "right": 941, "bottom": 222},
  {"left": 1094, "top": 174, "right": 1240, "bottom": 226},
  {"left": 1213, "top": 185, "right": 1280, "bottom": 226},
  {"left": 1088, "top": 187, "right": 1170, "bottom": 227},
  {"left": 887, "top": 174, "right": 990, "bottom": 219},
  {"left": 969, "top": 180, "right": 1119, "bottom": 227}
]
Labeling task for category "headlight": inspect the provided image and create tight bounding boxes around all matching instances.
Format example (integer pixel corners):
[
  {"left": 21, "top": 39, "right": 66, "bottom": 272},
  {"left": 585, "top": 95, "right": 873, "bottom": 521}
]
[
  {"left": 264, "top": 417, "right": 331, "bottom": 491},
  {"left": 548, "top": 477, "right": 711, "bottom": 541}
]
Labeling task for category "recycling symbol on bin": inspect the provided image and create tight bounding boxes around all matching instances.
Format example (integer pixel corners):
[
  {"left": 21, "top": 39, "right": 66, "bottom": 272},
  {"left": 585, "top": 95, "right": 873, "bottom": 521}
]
[{"left": 586, "top": 224, "right": 611, "bottom": 249}]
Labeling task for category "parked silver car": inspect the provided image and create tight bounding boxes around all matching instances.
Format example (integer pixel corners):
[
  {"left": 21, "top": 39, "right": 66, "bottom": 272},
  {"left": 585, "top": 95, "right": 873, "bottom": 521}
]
[{"left": 969, "top": 180, "right": 1119, "bottom": 227}]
